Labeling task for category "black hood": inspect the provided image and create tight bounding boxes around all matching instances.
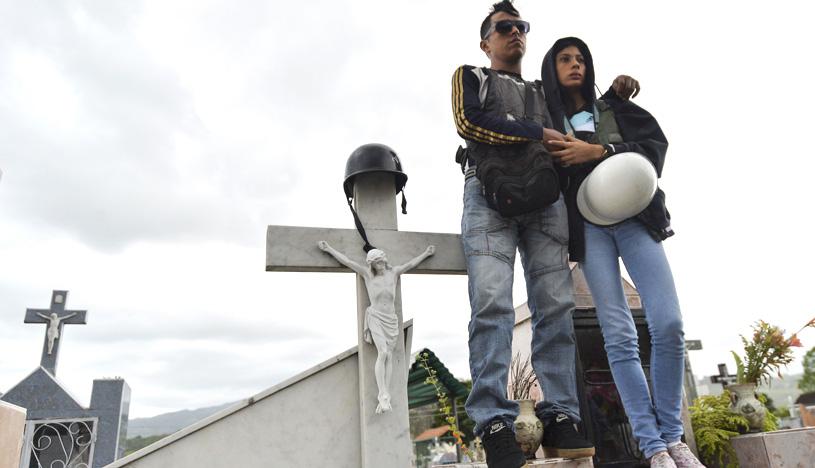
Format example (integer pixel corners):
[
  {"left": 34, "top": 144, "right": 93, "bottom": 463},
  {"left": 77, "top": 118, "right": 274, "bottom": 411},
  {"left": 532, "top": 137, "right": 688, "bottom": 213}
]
[{"left": 541, "top": 36, "right": 596, "bottom": 133}]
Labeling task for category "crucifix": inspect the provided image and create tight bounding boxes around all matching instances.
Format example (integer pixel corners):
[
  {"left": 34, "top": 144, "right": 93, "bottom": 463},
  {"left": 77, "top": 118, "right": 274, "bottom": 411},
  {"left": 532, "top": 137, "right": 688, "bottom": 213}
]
[
  {"left": 24, "top": 290, "right": 87, "bottom": 376},
  {"left": 266, "top": 158, "right": 466, "bottom": 467},
  {"left": 710, "top": 363, "right": 738, "bottom": 389}
]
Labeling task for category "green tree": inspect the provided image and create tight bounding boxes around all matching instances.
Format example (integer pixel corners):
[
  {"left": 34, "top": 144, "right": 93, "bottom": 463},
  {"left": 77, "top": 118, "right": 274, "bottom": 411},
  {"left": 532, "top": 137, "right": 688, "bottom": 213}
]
[
  {"left": 799, "top": 346, "right": 815, "bottom": 393},
  {"left": 124, "top": 435, "right": 169, "bottom": 456}
]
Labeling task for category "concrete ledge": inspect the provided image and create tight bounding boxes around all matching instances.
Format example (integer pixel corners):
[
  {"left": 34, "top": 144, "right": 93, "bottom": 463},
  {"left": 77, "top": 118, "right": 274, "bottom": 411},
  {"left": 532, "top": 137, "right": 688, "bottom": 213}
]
[
  {"left": 730, "top": 426, "right": 815, "bottom": 468},
  {"left": 433, "top": 457, "right": 593, "bottom": 468},
  {"left": 106, "top": 345, "right": 359, "bottom": 467},
  {"left": 0, "top": 400, "right": 27, "bottom": 468}
]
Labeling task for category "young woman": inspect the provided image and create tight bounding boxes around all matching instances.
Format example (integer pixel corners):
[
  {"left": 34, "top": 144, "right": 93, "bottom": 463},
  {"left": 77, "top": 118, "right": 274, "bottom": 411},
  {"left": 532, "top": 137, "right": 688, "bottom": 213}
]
[{"left": 539, "top": 37, "right": 704, "bottom": 468}]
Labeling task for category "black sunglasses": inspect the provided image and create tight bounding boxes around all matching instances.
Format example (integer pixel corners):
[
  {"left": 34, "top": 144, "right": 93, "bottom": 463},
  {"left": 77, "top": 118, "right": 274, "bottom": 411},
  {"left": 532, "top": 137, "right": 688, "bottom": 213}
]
[{"left": 483, "top": 20, "right": 530, "bottom": 39}]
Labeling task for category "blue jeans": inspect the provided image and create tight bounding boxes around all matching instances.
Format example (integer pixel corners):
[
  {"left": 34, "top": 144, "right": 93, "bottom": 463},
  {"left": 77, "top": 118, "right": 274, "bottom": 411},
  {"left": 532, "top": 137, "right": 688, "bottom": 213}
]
[
  {"left": 581, "top": 220, "right": 685, "bottom": 458},
  {"left": 461, "top": 176, "right": 580, "bottom": 436}
]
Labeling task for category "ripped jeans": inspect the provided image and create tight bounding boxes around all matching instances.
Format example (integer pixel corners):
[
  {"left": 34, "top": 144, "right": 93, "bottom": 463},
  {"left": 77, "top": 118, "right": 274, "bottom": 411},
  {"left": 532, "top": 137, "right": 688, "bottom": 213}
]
[{"left": 461, "top": 175, "right": 581, "bottom": 436}]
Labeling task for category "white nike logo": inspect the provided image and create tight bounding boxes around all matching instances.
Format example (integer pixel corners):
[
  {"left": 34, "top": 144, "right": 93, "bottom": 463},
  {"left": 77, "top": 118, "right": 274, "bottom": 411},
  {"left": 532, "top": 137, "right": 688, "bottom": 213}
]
[{"left": 489, "top": 422, "right": 506, "bottom": 434}]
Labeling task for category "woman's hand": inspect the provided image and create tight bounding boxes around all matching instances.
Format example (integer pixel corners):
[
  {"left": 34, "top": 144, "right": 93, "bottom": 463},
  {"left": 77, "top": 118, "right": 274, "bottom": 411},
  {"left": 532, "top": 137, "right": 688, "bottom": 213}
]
[{"left": 547, "top": 134, "right": 605, "bottom": 166}]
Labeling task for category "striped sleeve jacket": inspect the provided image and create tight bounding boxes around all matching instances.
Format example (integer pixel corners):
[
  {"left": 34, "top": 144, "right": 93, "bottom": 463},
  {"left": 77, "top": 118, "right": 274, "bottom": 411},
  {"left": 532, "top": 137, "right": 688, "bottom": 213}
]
[{"left": 451, "top": 65, "right": 545, "bottom": 145}]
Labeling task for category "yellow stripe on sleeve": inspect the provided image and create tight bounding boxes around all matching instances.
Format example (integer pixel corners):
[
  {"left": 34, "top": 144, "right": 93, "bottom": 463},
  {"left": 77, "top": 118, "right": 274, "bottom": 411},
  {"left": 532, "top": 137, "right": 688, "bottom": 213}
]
[{"left": 452, "top": 66, "right": 532, "bottom": 145}]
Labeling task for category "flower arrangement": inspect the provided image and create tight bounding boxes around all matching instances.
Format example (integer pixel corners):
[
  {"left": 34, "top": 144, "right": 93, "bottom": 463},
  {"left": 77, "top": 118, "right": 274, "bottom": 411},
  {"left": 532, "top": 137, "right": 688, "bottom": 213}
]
[
  {"left": 417, "top": 352, "right": 471, "bottom": 459},
  {"left": 730, "top": 317, "right": 815, "bottom": 385}
]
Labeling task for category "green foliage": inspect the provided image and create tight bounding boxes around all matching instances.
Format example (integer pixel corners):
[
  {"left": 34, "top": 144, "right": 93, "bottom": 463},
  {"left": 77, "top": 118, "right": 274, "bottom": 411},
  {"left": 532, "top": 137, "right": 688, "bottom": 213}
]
[
  {"left": 690, "top": 391, "right": 780, "bottom": 467},
  {"left": 757, "top": 393, "right": 779, "bottom": 432},
  {"left": 418, "top": 352, "right": 472, "bottom": 458},
  {"left": 690, "top": 393, "right": 748, "bottom": 468},
  {"left": 732, "top": 321, "right": 795, "bottom": 385},
  {"left": 799, "top": 346, "right": 815, "bottom": 393},
  {"left": 431, "top": 396, "right": 475, "bottom": 445},
  {"left": 124, "top": 435, "right": 168, "bottom": 456},
  {"left": 732, "top": 317, "right": 815, "bottom": 385},
  {"left": 772, "top": 406, "right": 791, "bottom": 419},
  {"left": 730, "top": 351, "right": 745, "bottom": 384}
]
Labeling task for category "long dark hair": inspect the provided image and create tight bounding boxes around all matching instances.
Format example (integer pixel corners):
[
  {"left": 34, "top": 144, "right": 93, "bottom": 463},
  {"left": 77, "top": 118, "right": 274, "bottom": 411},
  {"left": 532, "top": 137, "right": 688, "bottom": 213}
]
[{"left": 541, "top": 36, "right": 597, "bottom": 132}]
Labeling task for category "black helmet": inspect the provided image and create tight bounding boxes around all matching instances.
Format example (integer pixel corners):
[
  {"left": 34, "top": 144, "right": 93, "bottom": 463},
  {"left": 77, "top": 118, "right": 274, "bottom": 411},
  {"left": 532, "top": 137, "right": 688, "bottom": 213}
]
[{"left": 343, "top": 143, "right": 408, "bottom": 199}]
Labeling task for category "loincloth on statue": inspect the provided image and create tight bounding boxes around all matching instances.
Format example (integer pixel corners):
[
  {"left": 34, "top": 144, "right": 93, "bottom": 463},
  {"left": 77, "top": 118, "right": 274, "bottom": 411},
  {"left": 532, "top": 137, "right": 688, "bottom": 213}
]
[{"left": 363, "top": 306, "right": 398, "bottom": 350}]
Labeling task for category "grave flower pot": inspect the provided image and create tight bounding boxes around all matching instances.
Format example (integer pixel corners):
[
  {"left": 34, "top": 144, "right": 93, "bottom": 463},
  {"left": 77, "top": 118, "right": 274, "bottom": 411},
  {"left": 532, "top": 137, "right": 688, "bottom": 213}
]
[
  {"left": 728, "top": 383, "right": 766, "bottom": 432},
  {"left": 514, "top": 399, "right": 543, "bottom": 459}
]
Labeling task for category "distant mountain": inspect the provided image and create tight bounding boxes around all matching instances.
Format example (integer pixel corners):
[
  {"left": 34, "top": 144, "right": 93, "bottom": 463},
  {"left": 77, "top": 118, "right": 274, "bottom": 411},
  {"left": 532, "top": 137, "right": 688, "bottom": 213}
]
[{"left": 126, "top": 402, "right": 235, "bottom": 437}]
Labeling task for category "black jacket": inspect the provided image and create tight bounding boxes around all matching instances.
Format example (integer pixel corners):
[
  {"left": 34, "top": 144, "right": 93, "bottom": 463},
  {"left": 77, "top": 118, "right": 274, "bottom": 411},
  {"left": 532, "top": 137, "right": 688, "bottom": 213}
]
[{"left": 540, "top": 37, "right": 673, "bottom": 262}]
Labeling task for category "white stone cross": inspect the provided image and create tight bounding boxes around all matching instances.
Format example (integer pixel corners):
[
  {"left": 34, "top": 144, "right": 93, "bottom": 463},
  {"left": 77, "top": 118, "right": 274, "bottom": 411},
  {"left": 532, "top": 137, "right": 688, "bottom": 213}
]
[
  {"left": 23, "top": 290, "right": 87, "bottom": 376},
  {"left": 266, "top": 172, "right": 466, "bottom": 468}
]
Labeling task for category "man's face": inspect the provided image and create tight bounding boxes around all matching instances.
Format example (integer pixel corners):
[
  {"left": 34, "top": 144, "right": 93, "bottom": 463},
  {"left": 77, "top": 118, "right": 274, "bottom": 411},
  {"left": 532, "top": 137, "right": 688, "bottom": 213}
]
[
  {"left": 556, "top": 45, "right": 586, "bottom": 90},
  {"left": 480, "top": 12, "right": 527, "bottom": 64}
]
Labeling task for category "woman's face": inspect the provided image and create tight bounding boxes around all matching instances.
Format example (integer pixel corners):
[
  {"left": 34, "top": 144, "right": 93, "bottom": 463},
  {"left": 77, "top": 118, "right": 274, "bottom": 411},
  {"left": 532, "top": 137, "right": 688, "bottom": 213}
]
[{"left": 556, "top": 45, "right": 586, "bottom": 90}]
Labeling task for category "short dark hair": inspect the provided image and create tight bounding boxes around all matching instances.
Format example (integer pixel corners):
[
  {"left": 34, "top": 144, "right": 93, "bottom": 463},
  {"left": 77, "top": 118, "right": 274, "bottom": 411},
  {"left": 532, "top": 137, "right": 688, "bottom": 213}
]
[{"left": 480, "top": 1, "right": 520, "bottom": 39}]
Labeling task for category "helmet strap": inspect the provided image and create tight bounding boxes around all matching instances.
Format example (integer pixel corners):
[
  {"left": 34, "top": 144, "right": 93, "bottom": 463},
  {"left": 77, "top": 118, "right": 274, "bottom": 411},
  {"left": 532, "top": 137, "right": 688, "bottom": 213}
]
[{"left": 347, "top": 197, "right": 376, "bottom": 253}]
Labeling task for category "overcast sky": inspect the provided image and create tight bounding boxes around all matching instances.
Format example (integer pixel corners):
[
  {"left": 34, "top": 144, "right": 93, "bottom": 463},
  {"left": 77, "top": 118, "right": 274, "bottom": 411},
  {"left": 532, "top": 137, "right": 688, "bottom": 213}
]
[{"left": 2, "top": 0, "right": 814, "bottom": 418}]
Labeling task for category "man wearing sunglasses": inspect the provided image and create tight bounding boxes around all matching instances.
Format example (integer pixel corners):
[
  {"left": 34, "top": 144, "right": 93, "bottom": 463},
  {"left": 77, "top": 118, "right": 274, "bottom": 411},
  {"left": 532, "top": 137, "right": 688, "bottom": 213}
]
[{"left": 452, "top": 2, "right": 639, "bottom": 467}]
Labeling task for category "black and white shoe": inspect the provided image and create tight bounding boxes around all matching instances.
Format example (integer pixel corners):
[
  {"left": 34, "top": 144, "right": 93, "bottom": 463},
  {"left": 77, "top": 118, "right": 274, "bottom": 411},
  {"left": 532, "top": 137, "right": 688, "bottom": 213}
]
[
  {"left": 481, "top": 419, "right": 528, "bottom": 468},
  {"left": 541, "top": 413, "right": 595, "bottom": 459}
]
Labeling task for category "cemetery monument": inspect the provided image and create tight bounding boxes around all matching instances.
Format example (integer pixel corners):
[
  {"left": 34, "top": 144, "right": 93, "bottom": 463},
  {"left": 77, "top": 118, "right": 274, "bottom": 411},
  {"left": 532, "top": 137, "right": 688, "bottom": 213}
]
[
  {"left": 1, "top": 290, "right": 130, "bottom": 468},
  {"left": 106, "top": 144, "right": 467, "bottom": 468}
]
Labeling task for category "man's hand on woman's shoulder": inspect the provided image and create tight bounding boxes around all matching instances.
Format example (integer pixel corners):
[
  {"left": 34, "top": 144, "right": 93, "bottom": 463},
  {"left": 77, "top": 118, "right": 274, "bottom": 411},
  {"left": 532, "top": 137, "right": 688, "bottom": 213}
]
[{"left": 612, "top": 75, "right": 640, "bottom": 100}]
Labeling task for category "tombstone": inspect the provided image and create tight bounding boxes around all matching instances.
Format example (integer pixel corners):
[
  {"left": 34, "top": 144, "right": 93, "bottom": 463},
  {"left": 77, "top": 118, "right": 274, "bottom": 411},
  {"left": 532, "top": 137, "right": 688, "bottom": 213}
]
[
  {"left": 0, "top": 400, "right": 27, "bottom": 468},
  {"left": 105, "top": 145, "right": 467, "bottom": 468},
  {"left": 710, "top": 363, "right": 738, "bottom": 389},
  {"left": 729, "top": 427, "right": 815, "bottom": 467},
  {"left": 1, "top": 290, "right": 130, "bottom": 468},
  {"left": 513, "top": 266, "right": 696, "bottom": 466}
]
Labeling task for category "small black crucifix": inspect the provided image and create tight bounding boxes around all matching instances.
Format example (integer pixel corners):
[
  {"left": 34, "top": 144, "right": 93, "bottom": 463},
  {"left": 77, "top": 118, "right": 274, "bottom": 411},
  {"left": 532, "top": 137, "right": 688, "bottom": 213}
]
[
  {"left": 24, "top": 290, "right": 87, "bottom": 376},
  {"left": 710, "top": 363, "right": 738, "bottom": 389}
]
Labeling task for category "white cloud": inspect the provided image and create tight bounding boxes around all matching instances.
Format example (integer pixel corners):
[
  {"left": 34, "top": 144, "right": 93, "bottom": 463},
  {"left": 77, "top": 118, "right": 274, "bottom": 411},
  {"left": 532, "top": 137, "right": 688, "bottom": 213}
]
[{"left": 2, "top": 0, "right": 815, "bottom": 419}]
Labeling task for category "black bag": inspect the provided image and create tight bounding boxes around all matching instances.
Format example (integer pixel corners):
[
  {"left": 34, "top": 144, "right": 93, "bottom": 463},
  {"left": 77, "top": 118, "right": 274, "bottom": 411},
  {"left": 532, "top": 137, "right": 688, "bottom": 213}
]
[
  {"left": 468, "top": 78, "right": 559, "bottom": 217},
  {"left": 472, "top": 141, "right": 559, "bottom": 217}
]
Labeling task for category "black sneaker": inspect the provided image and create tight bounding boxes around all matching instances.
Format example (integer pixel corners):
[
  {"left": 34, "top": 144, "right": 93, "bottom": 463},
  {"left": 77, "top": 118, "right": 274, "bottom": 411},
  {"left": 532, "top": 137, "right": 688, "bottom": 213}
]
[
  {"left": 480, "top": 419, "right": 528, "bottom": 468},
  {"left": 541, "top": 413, "right": 595, "bottom": 459}
]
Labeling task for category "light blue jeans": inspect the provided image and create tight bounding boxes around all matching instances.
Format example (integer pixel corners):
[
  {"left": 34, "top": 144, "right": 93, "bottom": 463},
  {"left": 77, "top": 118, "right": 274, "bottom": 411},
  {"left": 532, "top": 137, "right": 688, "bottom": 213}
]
[
  {"left": 461, "top": 176, "right": 581, "bottom": 436},
  {"left": 581, "top": 219, "right": 685, "bottom": 458}
]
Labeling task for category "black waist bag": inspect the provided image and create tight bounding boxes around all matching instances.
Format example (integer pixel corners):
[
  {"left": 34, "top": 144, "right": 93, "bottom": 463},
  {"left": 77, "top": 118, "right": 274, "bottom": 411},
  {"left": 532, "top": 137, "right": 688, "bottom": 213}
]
[{"left": 473, "top": 141, "right": 559, "bottom": 217}]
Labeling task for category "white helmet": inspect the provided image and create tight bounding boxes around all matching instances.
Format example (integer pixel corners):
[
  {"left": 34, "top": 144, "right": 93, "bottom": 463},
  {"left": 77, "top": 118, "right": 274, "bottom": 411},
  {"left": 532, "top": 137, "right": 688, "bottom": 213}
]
[{"left": 577, "top": 152, "right": 658, "bottom": 226}]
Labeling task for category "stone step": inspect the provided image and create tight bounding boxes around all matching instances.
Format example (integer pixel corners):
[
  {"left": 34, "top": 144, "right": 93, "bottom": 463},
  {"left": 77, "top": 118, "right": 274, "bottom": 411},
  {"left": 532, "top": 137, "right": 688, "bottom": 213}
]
[
  {"left": 730, "top": 426, "right": 815, "bottom": 467},
  {"left": 433, "top": 457, "right": 593, "bottom": 468}
]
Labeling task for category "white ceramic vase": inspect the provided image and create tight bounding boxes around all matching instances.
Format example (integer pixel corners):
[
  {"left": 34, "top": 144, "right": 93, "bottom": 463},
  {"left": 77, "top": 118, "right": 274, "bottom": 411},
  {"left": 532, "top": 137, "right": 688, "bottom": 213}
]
[
  {"left": 514, "top": 399, "right": 544, "bottom": 459},
  {"left": 728, "top": 383, "right": 766, "bottom": 432}
]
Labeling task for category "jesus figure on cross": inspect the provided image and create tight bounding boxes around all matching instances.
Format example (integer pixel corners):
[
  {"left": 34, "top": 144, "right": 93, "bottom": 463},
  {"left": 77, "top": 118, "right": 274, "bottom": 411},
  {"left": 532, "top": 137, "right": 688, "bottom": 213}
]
[
  {"left": 36, "top": 312, "right": 77, "bottom": 355},
  {"left": 318, "top": 241, "right": 435, "bottom": 413}
]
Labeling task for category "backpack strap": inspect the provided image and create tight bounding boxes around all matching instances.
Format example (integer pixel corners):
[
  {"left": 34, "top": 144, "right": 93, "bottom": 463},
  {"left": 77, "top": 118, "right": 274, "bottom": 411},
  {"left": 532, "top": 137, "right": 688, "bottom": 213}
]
[{"left": 523, "top": 81, "right": 535, "bottom": 120}]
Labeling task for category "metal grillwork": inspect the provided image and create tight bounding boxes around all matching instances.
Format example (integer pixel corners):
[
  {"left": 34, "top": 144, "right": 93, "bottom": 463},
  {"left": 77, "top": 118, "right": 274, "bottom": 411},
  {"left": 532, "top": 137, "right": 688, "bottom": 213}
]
[{"left": 21, "top": 419, "right": 96, "bottom": 468}]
